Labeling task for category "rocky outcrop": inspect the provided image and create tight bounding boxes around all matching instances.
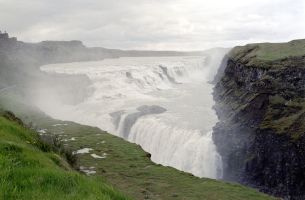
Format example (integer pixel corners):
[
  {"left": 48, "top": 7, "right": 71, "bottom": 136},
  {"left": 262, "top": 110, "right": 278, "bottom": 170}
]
[{"left": 212, "top": 40, "right": 305, "bottom": 199}]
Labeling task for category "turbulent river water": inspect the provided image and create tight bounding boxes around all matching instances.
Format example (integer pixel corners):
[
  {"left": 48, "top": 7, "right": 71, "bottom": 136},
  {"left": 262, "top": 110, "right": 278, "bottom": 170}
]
[{"left": 39, "top": 56, "right": 223, "bottom": 179}]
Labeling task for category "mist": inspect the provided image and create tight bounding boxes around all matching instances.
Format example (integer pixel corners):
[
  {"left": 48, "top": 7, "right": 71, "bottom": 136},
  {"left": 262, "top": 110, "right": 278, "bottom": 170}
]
[
  {"left": 0, "top": 31, "right": 228, "bottom": 179},
  {"left": 35, "top": 54, "right": 227, "bottom": 179}
]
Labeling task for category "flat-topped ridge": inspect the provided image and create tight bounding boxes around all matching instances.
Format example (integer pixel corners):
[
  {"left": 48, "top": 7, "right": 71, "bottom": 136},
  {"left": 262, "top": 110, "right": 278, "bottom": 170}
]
[{"left": 228, "top": 39, "right": 305, "bottom": 67}]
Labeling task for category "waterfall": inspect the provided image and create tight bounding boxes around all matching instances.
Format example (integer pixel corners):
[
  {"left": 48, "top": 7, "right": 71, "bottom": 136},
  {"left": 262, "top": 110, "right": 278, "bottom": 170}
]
[
  {"left": 128, "top": 116, "right": 222, "bottom": 178},
  {"left": 39, "top": 56, "right": 224, "bottom": 179}
]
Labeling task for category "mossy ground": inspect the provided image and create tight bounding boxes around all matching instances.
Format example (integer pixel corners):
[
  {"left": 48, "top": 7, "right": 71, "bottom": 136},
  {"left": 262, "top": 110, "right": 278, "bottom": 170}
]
[
  {"left": 219, "top": 39, "right": 305, "bottom": 139},
  {"left": 260, "top": 95, "right": 305, "bottom": 140},
  {"left": 228, "top": 39, "right": 305, "bottom": 66},
  {"left": 216, "top": 79, "right": 305, "bottom": 140},
  {"left": 0, "top": 93, "right": 276, "bottom": 200}
]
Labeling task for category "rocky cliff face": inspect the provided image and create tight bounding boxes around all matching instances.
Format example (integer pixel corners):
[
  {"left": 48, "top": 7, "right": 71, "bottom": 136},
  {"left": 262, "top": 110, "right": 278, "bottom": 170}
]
[{"left": 213, "top": 40, "right": 305, "bottom": 199}]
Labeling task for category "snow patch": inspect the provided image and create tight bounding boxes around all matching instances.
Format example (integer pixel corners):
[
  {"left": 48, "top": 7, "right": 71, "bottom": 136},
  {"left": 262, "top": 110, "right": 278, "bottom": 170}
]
[
  {"left": 91, "top": 153, "right": 107, "bottom": 159},
  {"left": 62, "top": 137, "right": 76, "bottom": 142},
  {"left": 79, "top": 166, "right": 96, "bottom": 175},
  {"left": 37, "top": 129, "right": 47, "bottom": 134},
  {"left": 73, "top": 148, "right": 93, "bottom": 155},
  {"left": 52, "top": 123, "right": 68, "bottom": 127}
]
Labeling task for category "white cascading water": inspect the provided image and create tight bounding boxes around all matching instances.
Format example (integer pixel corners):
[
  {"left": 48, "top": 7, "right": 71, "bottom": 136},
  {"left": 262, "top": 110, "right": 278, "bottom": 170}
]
[{"left": 38, "top": 56, "right": 223, "bottom": 179}]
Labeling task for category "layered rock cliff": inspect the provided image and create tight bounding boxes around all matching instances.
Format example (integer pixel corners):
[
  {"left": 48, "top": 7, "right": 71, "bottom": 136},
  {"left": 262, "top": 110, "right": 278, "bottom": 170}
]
[{"left": 213, "top": 39, "right": 305, "bottom": 199}]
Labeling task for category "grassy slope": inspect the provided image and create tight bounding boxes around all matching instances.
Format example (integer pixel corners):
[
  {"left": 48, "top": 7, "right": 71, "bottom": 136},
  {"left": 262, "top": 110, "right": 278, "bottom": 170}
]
[
  {"left": 0, "top": 116, "right": 130, "bottom": 200},
  {"left": 228, "top": 39, "right": 305, "bottom": 66},
  {"left": 0, "top": 94, "right": 276, "bottom": 200}
]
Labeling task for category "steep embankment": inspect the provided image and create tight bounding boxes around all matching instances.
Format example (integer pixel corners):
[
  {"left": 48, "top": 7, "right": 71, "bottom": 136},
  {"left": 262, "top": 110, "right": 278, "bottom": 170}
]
[
  {"left": 0, "top": 111, "right": 130, "bottom": 200},
  {"left": 213, "top": 39, "right": 305, "bottom": 199}
]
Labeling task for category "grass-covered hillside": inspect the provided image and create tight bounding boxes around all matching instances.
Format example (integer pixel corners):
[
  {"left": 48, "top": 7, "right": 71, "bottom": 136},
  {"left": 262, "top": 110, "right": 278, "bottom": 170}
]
[
  {"left": 0, "top": 93, "right": 276, "bottom": 200},
  {"left": 228, "top": 39, "right": 305, "bottom": 67},
  {"left": 0, "top": 112, "right": 130, "bottom": 200}
]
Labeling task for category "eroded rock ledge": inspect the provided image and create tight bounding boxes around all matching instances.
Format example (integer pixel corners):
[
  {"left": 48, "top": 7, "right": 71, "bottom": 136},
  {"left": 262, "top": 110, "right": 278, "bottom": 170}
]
[{"left": 212, "top": 40, "right": 305, "bottom": 199}]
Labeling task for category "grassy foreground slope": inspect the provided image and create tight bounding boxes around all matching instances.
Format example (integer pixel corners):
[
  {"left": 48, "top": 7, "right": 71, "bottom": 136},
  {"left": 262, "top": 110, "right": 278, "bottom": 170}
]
[
  {"left": 0, "top": 114, "right": 130, "bottom": 200},
  {"left": 0, "top": 95, "right": 276, "bottom": 200}
]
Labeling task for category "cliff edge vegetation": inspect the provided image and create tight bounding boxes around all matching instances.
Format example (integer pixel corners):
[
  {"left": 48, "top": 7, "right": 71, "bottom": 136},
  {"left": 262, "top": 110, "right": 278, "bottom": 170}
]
[{"left": 228, "top": 39, "right": 305, "bottom": 66}]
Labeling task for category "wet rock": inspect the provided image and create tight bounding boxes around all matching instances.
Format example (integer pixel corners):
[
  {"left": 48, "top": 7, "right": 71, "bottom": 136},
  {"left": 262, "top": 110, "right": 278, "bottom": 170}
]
[{"left": 213, "top": 47, "right": 305, "bottom": 199}]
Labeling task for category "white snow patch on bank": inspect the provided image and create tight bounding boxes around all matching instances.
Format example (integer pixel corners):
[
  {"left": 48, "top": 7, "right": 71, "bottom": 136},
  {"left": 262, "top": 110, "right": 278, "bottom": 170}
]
[
  {"left": 73, "top": 148, "right": 93, "bottom": 155},
  {"left": 91, "top": 153, "right": 107, "bottom": 159},
  {"left": 37, "top": 129, "right": 47, "bottom": 134},
  {"left": 62, "top": 137, "right": 76, "bottom": 142},
  {"left": 79, "top": 166, "right": 96, "bottom": 175},
  {"left": 52, "top": 123, "right": 68, "bottom": 127}
]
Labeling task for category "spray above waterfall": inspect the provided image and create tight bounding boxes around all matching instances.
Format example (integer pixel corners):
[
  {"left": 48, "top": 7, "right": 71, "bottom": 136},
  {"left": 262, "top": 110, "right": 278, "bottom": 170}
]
[{"left": 38, "top": 56, "right": 224, "bottom": 179}]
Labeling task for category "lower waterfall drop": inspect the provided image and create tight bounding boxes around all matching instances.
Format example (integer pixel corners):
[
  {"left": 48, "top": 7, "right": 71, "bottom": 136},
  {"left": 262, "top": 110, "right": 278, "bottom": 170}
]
[{"left": 128, "top": 116, "right": 223, "bottom": 179}]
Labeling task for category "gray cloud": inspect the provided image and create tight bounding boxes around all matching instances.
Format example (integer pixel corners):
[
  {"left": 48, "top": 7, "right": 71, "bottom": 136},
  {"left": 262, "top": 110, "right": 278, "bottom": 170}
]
[{"left": 1, "top": 0, "right": 304, "bottom": 50}]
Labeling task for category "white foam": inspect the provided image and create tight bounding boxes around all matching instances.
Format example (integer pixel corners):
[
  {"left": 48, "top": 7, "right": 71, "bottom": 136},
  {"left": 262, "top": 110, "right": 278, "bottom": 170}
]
[
  {"left": 39, "top": 56, "right": 223, "bottom": 179},
  {"left": 129, "top": 116, "right": 222, "bottom": 178}
]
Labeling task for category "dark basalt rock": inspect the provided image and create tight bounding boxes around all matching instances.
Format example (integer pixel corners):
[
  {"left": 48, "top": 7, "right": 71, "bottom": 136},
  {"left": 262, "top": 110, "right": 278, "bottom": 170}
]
[{"left": 212, "top": 48, "right": 305, "bottom": 199}]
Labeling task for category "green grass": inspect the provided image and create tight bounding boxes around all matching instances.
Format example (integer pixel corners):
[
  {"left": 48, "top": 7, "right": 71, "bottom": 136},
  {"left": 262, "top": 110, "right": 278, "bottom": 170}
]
[
  {"left": 260, "top": 95, "right": 305, "bottom": 139},
  {"left": 59, "top": 126, "right": 276, "bottom": 200},
  {"left": 0, "top": 94, "right": 276, "bottom": 200},
  {"left": 228, "top": 39, "right": 305, "bottom": 66},
  {"left": 0, "top": 116, "right": 130, "bottom": 200},
  {"left": 255, "top": 39, "right": 305, "bottom": 61}
]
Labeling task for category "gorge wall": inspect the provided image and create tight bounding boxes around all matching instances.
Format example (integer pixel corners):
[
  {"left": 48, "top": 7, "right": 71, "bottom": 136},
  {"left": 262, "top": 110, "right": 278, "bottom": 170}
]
[{"left": 212, "top": 40, "right": 305, "bottom": 199}]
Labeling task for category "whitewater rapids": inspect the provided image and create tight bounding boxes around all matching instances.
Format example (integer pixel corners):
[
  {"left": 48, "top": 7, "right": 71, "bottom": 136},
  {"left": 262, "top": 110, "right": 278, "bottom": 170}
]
[{"left": 39, "top": 56, "right": 223, "bottom": 179}]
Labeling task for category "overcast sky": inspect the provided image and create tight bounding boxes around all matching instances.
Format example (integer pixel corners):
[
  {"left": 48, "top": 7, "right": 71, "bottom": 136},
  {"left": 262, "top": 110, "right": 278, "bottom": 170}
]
[{"left": 1, "top": 0, "right": 305, "bottom": 50}]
